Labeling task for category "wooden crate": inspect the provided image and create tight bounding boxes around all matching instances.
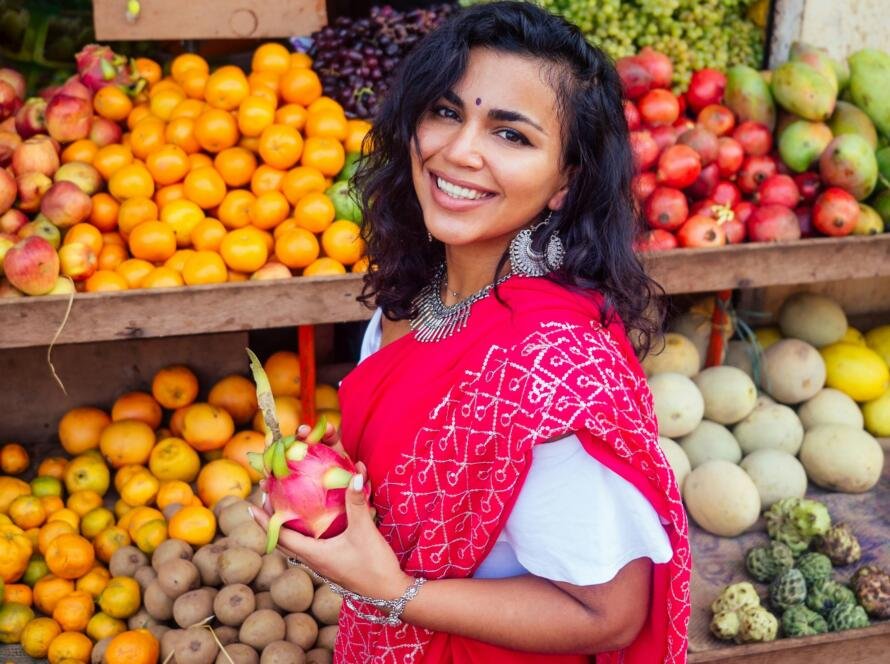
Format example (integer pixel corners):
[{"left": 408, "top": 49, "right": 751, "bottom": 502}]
[{"left": 92, "top": 0, "right": 326, "bottom": 40}]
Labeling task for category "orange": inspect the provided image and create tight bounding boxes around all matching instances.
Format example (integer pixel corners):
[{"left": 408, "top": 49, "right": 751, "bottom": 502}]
[
  {"left": 164, "top": 249, "right": 195, "bottom": 272},
  {"left": 38, "top": 521, "right": 76, "bottom": 556},
  {"left": 104, "top": 629, "right": 159, "bottom": 664},
  {"left": 117, "top": 197, "right": 158, "bottom": 239},
  {"left": 93, "top": 144, "right": 133, "bottom": 180},
  {"left": 181, "top": 403, "right": 235, "bottom": 451},
  {"left": 280, "top": 67, "right": 322, "bottom": 106},
  {"left": 146, "top": 144, "right": 190, "bottom": 185},
  {"left": 94, "top": 85, "right": 134, "bottom": 122},
  {"left": 219, "top": 226, "right": 269, "bottom": 273},
  {"left": 126, "top": 103, "right": 153, "bottom": 130},
  {"left": 345, "top": 119, "right": 373, "bottom": 153},
  {"left": 37, "top": 458, "right": 68, "bottom": 481},
  {"left": 111, "top": 391, "right": 162, "bottom": 428},
  {"left": 165, "top": 117, "right": 201, "bottom": 154},
  {"left": 61, "top": 139, "right": 98, "bottom": 164},
  {"left": 63, "top": 223, "right": 103, "bottom": 256},
  {"left": 304, "top": 257, "right": 347, "bottom": 276},
  {"left": 248, "top": 70, "right": 280, "bottom": 94},
  {"left": 253, "top": 395, "right": 300, "bottom": 436},
  {"left": 66, "top": 490, "right": 103, "bottom": 518},
  {"left": 0, "top": 476, "right": 31, "bottom": 513},
  {"left": 85, "top": 612, "right": 126, "bottom": 642},
  {"left": 20, "top": 616, "right": 61, "bottom": 659},
  {"left": 47, "top": 630, "right": 92, "bottom": 664},
  {"left": 167, "top": 504, "right": 216, "bottom": 546},
  {"left": 97, "top": 244, "right": 127, "bottom": 273},
  {"left": 238, "top": 95, "right": 276, "bottom": 137},
  {"left": 249, "top": 190, "right": 290, "bottom": 230},
  {"left": 0, "top": 442, "right": 28, "bottom": 475},
  {"left": 133, "top": 518, "right": 166, "bottom": 554},
  {"left": 155, "top": 182, "right": 187, "bottom": 208},
  {"left": 205, "top": 65, "right": 250, "bottom": 111},
  {"left": 281, "top": 165, "right": 326, "bottom": 205},
  {"left": 275, "top": 227, "right": 319, "bottom": 269},
  {"left": 194, "top": 108, "right": 239, "bottom": 153},
  {"left": 217, "top": 189, "right": 255, "bottom": 229},
  {"left": 52, "top": 590, "right": 94, "bottom": 632},
  {"left": 179, "top": 69, "right": 208, "bottom": 100},
  {"left": 275, "top": 103, "right": 308, "bottom": 131},
  {"left": 93, "top": 527, "right": 130, "bottom": 564},
  {"left": 290, "top": 52, "right": 313, "bottom": 68},
  {"left": 33, "top": 575, "right": 75, "bottom": 614},
  {"left": 171, "top": 53, "right": 209, "bottom": 84},
  {"left": 169, "top": 98, "right": 206, "bottom": 120},
  {"left": 322, "top": 220, "right": 366, "bottom": 266},
  {"left": 190, "top": 217, "right": 227, "bottom": 251},
  {"left": 45, "top": 533, "right": 94, "bottom": 580},
  {"left": 9, "top": 496, "right": 45, "bottom": 529},
  {"left": 214, "top": 146, "right": 257, "bottom": 187},
  {"left": 58, "top": 407, "right": 111, "bottom": 457},
  {"left": 79, "top": 506, "right": 115, "bottom": 539},
  {"left": 63, "top": 454, "right": 110, "bottom": 497},
  {"left": 305, "top": 110, "right": 348, "bottom": 141},
  {"left": 308, "top": 96, "right": 345, "bottom": 115},
  {"left": 183, "top": 166, "right": 227, "bottom": 209},
  {"left": 115, "top": 258, "right": 154, "bottom": 289},
  {"left": 141, "top": 266, "right": 184, "bottom": 289},
  {"left": 97, "top": 576, "right": 141, "bottom": 620},
  {"left": 128, "top": 220, "right": 177, "bottom": 262},
  {"left": 119, "top": 470, "right": 159, "bottom": 507},
  {"left": 181, "top": 250, "right": 228, "bottom": 286},
  {"left": 129, "top": 116, "right": 166, "bottom": 160},
  {"left": 264, "top": 351, "right": 301, "bottom": 397},
  {"left": 134, "top": 58, "right": 162, "bottom": 85},
  {"left": 85, "top": 270, "right": 128, "bottom": 292},
  {"left": 240, "top": 135, "right": 260, "bottom": 153},
  {"left": 206, "top": 376, "right": 256, "bottom": 426},
  {"left": 114, "top": 465, "right": 146, "bottom": 495},
  {"left": 160, "top": 199, "right": 205, "bottom": 246},
  {"left": 294, "top": 191, "right": 335, "bottom": 233},
  {"left": 4, "top": 583, "right": 31, "bottom": 607},
  {"left": 273, "top": 217, "right": 298, "bottom": 239},
  {"left": 222, "top": 430, "right": 265, "bottom": 482},
  {"left": 109, "top": 163, "right": 155, "bottom": 201},
  {"left": 76, "top": 566, "right": 110, "bottom": 599},
  {"left": 89, "top": 193, "right": 120, "bottom": 232},
  {"left": 301, "top": 136, "right": 345, "bottom": 176},
  {"left": 121, "top": 507, "right": 164, "bottom": 540},
  {"left": 252, "top": 42, "right": 291, "bottom": 74},
  {"left": 102, "top": 231, "right": 126, "bottom": 247},
  {"left": 156, "top": 480, "right": 194, "bottom": 510},
  {"left": 152, "top": 365, "right": 199, "bottom": 410},
  {"left": 196, "top": 460, "right": 250, "bottom": 508},
  {"left": 99, "top": 420, "right": 155, "bottom": 469},
  {"left": 149, "top": 436, "right": 200, "bottom": 482},
  {"left": 228, "top": 269, "right": 249, "bottom": 282},
  {"left": 248, "top": 84, "right": 277, "bottom": 106},
  {"left": 258, "top": 124, "right": 303, "bottom": 170},
  {"left": 251, "top": 164, "right": 286, "bottom": 195}
]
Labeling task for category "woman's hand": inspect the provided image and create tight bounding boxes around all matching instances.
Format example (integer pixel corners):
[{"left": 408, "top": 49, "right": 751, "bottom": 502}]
[
  {"left": 251, "top": 462, "right": 413, "bottom": 601},
  {"left": 295, "top": 421, "right": 345, "bottom": 455}
]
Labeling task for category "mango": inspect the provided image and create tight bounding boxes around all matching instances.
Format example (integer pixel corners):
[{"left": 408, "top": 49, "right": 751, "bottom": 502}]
[
  {"left": 725, "top": 65, "right": 776, "bottom": 130},
  {"left": 854, "top": 203, "right": 884, "bottom": 235},
  {"left": 771, "top": 61, "right": 837, "bottom": 121},
  {"left": 818, "top": 135, "right": 878, "bottom": 200},
  {"left": 790, "top": 42, "right": 839, "bottom": 95},
  {"left": 876, "top": 146, "right": 890, "bottom": 189},
  {"left": 872, "top": 190, "right": 890, "bottom": 225},
  {"left": 829, "top": 100, "right": 879, "bottom": 149},
  {"left": 776, "top": 110, "right": 803, "bottom": 136},
  {"left": 778, "top": 120, "right": 833, "bottom": 173},
  {"left": 849, "top": 49, "right": 890, "bottom": 139}
]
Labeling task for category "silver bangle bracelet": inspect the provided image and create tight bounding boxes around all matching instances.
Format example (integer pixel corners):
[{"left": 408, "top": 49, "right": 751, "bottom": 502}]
[{"left": 288, "top": 557, "right": 426, "bottom": 626}]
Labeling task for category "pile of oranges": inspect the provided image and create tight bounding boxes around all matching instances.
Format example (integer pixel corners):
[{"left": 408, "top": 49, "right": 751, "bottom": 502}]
[
  {"left": 0, "top": 353, "right": 341, "bottom": 661},
  {"left": 66, "top": 43, "right": 370, "bottom": 293}
]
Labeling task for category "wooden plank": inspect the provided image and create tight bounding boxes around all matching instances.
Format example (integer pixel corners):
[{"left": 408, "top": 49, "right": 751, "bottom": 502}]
[{"left": 92, "top": 0, "right": 326, "bottom": 41}]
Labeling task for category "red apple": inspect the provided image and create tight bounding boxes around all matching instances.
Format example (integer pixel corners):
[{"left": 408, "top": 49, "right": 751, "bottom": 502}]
[
  {"left": 54, "top": 161, "right": 102, "bottom": 195},
  {"left": 0, "top": 81, "right": 20, "bottom": 120},
  {"left": 14, "top": 97, "right": 47, "bottom": 139},
  {"left": 3, "top": 236, "right": 60, "bottom": 295},
  {"left": 250, "top": 261, "right": 292, "bottom": 280},
  {"left": 16, "top": 172, "right": 53, "bottom": 212},
  {"left": 0, "top": 232, "right": 14, "bottom": 274},
  {"left": 0, "top": 278, "right": 23, "bottom": 297},
  {"left": 0, "top": 209, "right": 27, "bottom": 235},
  {"left": 18, "top": 216, "right": 61, "bottom": 248},
  {"left": 89, "top": 116, "right": 123, "bottom": 147},
  {"left": 47, "top": 275, "right": 75, "bottom": 295},
  {"left": 747, "top": 204, "right": 801, "bottom": 242},
  {"left": 59, "top": 242, "right": 98, "bottom": 281},
  {"left": 0, "top": 167, "right": 14, "bottom": 214},
  {"left": 12, "top": 136, "right": 60, "bottom": 177},
  {"left": 41, "top": 181, "right": 93, "bottom": 228},
  {"left": 634, "top": 229, "right": 678, "bottom": 253},
  {"left": 57, "top": 77, "right": 92, "bottom": 103},
  {"left": 0, "top": 130, "right": 21, "bottom": 166},
  {"left": 45, "top": 94, "right": 92, "bottom": 143},
  {"left": 0, "top": 68, "right": 25, "bottom": 100}
]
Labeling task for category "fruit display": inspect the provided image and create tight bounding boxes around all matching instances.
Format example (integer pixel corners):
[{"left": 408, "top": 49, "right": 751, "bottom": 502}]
[
  {"left": 0, "top": 41, "right": 370, "bottom": 297},
  {"left": 0, "top": 353, "right": 344, "bottom": 662}
]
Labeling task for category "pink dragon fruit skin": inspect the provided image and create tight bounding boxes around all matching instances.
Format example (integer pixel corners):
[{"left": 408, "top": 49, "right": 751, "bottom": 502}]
[{"left": 75, "top": 44, "right": 135, "bottom": 92}]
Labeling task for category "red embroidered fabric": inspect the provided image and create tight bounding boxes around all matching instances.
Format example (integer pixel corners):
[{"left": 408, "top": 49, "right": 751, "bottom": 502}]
[{"left": 337, "top": 278, "right": 690, "bottom": 663}]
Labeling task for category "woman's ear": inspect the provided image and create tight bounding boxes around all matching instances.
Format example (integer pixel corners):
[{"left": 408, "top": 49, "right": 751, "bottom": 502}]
[{"left": 547, "top": 185, "right": 570, "bottom": 211}]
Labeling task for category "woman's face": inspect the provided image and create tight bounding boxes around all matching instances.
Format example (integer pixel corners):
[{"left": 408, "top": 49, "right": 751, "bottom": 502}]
[{"left": 411, "top": 48, "right": 570, "bottom": 249}]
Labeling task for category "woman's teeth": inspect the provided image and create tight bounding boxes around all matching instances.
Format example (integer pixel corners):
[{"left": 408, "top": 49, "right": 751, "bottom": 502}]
[{"left": 436, "top": 176, "right": 490, "bottom": 200}]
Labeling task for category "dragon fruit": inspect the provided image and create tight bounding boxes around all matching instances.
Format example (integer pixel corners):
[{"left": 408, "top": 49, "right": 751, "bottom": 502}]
[
  {"left": 75, "top": 44, "right": 141, "bottom": 94},
  {"left": 245, "top": 349, "right": 367, "bottom": 553}
]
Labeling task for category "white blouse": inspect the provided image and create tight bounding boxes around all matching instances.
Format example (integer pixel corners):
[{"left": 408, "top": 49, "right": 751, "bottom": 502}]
[{"left": 359, "top": 308, "right": 672, "bottom": 585}]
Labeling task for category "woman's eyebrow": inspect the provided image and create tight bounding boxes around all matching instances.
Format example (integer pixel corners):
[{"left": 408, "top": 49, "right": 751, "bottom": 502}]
[{"left": 442, "top": 90, "right": 545, "bottom": 134}]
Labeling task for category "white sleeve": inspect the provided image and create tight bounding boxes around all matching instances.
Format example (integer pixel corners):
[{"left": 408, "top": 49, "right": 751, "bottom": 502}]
[
  {"left": 359, "top": 308, "right": 384, "bottom": 363},
  {"left": 498, "top": 434, "right": 673, "bottom": 586}
]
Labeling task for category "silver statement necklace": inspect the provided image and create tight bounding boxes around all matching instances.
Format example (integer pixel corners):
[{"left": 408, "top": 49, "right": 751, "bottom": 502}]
[{"left": 410, "top": 265, "right": 513, "bottom": 343}]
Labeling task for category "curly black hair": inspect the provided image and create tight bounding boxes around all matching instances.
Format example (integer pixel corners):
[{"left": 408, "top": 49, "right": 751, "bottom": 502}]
[{"left": 354, "top": 0, "right": 663, "bottom": 352}]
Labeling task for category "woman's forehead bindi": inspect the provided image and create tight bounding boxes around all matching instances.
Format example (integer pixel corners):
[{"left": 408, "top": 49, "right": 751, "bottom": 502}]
[{"left": 475, "top": 97, "right": 482, "bottom": 106}]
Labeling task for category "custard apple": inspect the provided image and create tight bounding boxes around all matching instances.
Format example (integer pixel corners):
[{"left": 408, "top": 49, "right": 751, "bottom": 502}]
[
  {"left": 781, "top": 604, "right": 828, "bottom": 637},
  {"left": 710, "top": 610, "right": 741, "bottom": 641},
  {"left": 796, "top": 552, "right": 833, "bottom": 590},
  {"left": 813, "top": 523, "right": 861, "bottom": 566},
  {"left": 770, "top": 569, "right": 807, "bottom": 610},
  {"left": 851, "top": 564, "right": 886, "bottom": 590},
  {"left": 746, "top": 541, "right": 795, "bottom": 583},
  {"left": 711, "top": 582, "right": 761, "bottom": 614},
  {"left": 737, "top": 605, "right": 778, "bottom": 643},
  {"left": 806, "top": 579, "right": 856, "bottom": 616},
  {"left": 853, "top": 568, "right": 890, "bottom": 619},
  {"left": 826, "top": 602, "right": 869, "bottom": 631},
  {"left": 765, "top": 498, "right": 831, "bottom": 556}
]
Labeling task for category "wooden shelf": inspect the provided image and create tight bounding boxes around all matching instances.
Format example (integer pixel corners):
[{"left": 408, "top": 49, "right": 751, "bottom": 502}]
[{"left": 3, "top": 236, "right": 890, "bottom": 349}]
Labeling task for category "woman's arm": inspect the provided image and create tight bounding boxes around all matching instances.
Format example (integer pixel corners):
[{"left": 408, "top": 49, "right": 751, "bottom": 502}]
[{"left": 400, "top": 558, "right": 652, "bottom": 654}]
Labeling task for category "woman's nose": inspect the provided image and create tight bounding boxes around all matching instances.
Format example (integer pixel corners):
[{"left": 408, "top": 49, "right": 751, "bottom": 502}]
[{"left": 441, "top": 122, "right": 484, "bottom": 170}]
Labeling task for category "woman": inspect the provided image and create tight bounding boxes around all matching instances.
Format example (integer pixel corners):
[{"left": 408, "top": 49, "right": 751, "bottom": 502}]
[{"left": 253, "top": 2, "right": 690, "bottom": 661}]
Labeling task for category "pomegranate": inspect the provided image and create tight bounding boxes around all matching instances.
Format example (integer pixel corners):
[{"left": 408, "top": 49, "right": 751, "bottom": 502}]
[
  {"left": 732, "top": 201, "right": 756, "bottom": 226},
  {"left": 712, "top": 181, "right": 742, "bottom": 208},
  {"left": 738, "top": 155, "right": 778, "bottom": 193},
  {"left": 686, "top": 68, "right": 727, "bottom": 113},
  {"left": 639, "top": 89, "right": 680, "bottom": 127},
  {"left": 794, "top": 172, "right": 822, "bottom": 204},
  {"left": 747, "top": 205, "right": 801, "bottom": 242},
  {"left": 656, "top": 144, "right": 701, "bottom": 189},
  {"left": 795, "top": 205, "right": 816, "bottom": 238},
  {"left": 721, "top": 215, "right": 747, "bottom": 244},
  {"left": 677, "top": 127, "right": 719, "bottom": 165},
  {"left": 716, "top": 137, "right": 745, "bottom": 177},
  {"left": 644, "top": 186, "right": 688, "bottom": 231},
  {"left": 675, "top": 93, "right": 688, "bottom": 120},
  {"left": 632, "top": 172, "right": 657, "bottom": 203},
  {"left": 650, "top": 125, "right": 678, "bottom": 153},
  {"left": 624, "top": 101, "right": 641, "bottom": 131},
  {"left": 615, "top": 56, "right": 652, "bottom": 100},
  {"left": 677, "top": 215, "right": 726, "bottom": 248},
  {"left": 634, "top": 229, "right": 677, "bottom": 253},
  {"left": 697, "top": 104, "right": 736, "bottom": 136},
  {"left": 732, "top": 121, "right": 773, "bottom": 156},
  {"left": 636, "top": 48, "right": 673, "bottom": 89},
  {"left": 630, "top": 131, "right": 659, "bottom": 172},
  {"left": 686, "top": 162, "right": 720, "bottom": 200},
  {"left": 757, "top": 174, "right": 800, "bottom": 208},
  {"left": 690, "top": 198, "right": 719, "bottom": 218},
  {"left": 3, "top": 236, "right": 60, "bottom": 295},
  {"left": 812, "top": 188, "right": 859, "bottom": 237}
]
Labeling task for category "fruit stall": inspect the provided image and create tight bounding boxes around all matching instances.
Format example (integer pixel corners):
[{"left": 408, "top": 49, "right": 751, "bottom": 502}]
[{"left": 0, "top": 0, "right": 889, "bottom": 662}]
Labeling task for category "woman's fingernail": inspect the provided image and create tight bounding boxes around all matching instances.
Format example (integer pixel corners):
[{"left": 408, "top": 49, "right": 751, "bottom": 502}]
[
  {"left": 351, "top": 474, "right": 364, "bottom": 492},
  {"left": 248, "top": 507, "right": 254, "bottom": 519}
]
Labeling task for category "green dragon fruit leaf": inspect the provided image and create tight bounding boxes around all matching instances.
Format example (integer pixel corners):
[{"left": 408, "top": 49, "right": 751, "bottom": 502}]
[
  {"left": 285, "top": 442, "right": 309, "bottom": 462},
  {"left": 305, "top": 415, "right": 328, "bottom": 444},
  {"left": 247, "top": 348, "right": 281, "bottom": 443},
  {"left": 271, "top": 441, "right": 289, "bottom": 479},
  {"left": 265, "top": 510, "right": 295, "bottom": 554},
  {"left": 246, "top": 452, "right": 266, "bottom": 475}
]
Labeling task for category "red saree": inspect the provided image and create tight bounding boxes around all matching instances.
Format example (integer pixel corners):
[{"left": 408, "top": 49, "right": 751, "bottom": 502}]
[{"left": 337, "top": 277, "right": 691, "bottom": 663}]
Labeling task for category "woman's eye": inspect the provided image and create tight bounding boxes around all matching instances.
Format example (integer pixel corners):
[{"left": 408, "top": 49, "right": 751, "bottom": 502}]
[
  {"left": 496, "top": 128, "right": 530, "bottom": 145},
  {"left": 433, "top": 105, "right": 460, "bottom": 121}
]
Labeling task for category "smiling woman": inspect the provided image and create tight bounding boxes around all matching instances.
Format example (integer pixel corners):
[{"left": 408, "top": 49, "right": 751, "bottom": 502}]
[{"left": 251, "top": 2, "right": 691, "bottom": 663}]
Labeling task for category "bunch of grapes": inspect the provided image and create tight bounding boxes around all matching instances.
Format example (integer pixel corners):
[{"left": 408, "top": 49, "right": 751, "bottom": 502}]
[
  {"left": 308, "top": 4, "right": 456, "bottom": 118},
  {"left": 461, "top": 0, "right": 765, "bottom": 89}
]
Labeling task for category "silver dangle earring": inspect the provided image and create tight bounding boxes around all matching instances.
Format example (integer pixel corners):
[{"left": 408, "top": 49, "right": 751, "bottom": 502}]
[
  {"left": 509, "top": 210, "right": 565, "bottom": 277},
  {"left": 427, "top": 231, "right": 433, "bottom": 242}
]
